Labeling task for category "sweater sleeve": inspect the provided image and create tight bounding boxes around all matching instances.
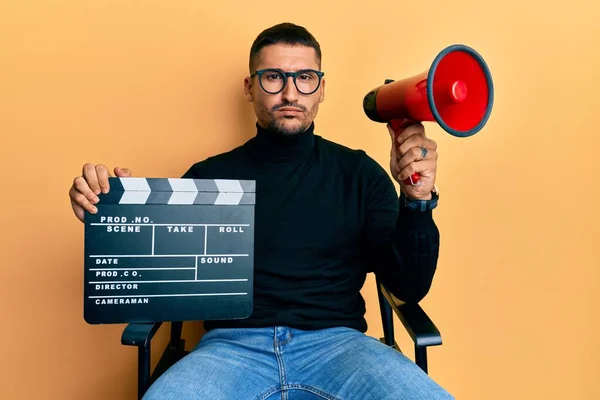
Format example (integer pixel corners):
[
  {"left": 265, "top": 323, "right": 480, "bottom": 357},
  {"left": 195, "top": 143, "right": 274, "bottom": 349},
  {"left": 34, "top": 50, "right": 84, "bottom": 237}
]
[
  {"left": 181, "top": 163, "right": 201, "bottom": 178},
  {"left": 361, "top": 155, "right": 440, "bottom": 304}
]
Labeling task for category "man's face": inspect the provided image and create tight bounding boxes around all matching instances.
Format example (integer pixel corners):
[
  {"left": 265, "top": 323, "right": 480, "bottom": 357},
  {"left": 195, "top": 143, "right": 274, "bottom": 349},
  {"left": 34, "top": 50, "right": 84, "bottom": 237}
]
[{"left": 244, "top": 44, "right": 325, "bottom": 136}]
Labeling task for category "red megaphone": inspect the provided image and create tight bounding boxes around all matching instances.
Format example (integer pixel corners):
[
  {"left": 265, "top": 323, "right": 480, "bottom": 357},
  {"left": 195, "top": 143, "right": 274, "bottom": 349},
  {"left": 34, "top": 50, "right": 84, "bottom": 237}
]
[{"left": 363, "top": 44, "right": 494, "bottom": 185}]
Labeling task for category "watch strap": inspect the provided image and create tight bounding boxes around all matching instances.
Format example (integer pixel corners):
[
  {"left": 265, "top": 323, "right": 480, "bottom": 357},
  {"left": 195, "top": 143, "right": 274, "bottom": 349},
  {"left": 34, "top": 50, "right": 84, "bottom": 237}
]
[{"left": 400, "top": 190, "right": 439, "bottom": 212}]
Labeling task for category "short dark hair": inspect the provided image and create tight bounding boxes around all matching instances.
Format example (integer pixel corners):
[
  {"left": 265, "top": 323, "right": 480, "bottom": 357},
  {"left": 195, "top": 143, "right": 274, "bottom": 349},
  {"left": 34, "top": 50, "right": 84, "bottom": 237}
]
[{"left": 249, "top": 22, "right": 322, "bottom": 73}]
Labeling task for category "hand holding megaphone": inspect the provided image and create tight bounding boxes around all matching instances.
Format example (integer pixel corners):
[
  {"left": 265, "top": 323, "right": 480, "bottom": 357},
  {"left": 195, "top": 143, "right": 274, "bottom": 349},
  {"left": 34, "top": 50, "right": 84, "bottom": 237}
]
[
  {"left": 387, "top": 121, "right": 438, "bottom": 198},
  {"left": 363, "top": 44, "right": 494, "bottom": 186}
]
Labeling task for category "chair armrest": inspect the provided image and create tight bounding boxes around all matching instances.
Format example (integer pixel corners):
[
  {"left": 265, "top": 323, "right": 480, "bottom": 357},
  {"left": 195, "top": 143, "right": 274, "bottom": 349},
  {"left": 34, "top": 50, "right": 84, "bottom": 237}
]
[
  {"left": 379, "top": 284, "right": 442, "bottom": 347},
  {"left": 121, "top": 322, "right": 162, "bottom": 347}
]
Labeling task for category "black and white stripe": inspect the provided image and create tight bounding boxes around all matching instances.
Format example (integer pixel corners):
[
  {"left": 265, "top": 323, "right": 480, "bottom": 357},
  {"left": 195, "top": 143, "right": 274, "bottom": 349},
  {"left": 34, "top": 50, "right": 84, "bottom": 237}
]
[{"left": 101, "top": 177, "right": 256, "bottom": 205}]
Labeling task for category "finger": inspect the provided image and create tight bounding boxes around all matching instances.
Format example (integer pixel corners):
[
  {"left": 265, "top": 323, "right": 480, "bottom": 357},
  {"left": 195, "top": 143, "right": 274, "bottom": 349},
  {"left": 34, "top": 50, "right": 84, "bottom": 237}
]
[
  {"left": 396, "top": 148, "right": 438, "bottom": 173},
  {"left": 397, "top": 123, "right": 425, "bottom": 144},
  {"left": 72, "top": 176, "right": 100, "bottom": 204},
  {"left": 96, "top": 165, "right": 111, "bottom": 194},
  {"left": 398, "top": 159, "right": 437, "bottom": 181},
  {"left": 70, "top": 185, "right": 98, "bottom": 214},
  {"left": 114, "top": 167, "right": 132, "bottom": 177},
  {"left": 82, "top": 163, "right": 101, "bottom": 195},
  {"left": 398, "top": 135, "right": 437, "bottom": 157}
]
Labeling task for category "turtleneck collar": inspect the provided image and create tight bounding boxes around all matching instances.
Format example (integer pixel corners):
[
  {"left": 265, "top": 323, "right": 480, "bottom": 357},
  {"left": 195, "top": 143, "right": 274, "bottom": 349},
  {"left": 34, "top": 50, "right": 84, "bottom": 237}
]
[{"left": 248, "top": 121, "right": 315, "bottom": 162}]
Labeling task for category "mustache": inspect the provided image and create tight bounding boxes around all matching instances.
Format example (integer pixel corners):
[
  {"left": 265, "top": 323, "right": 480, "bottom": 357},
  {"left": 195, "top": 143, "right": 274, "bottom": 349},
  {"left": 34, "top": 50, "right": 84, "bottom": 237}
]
[{"left": 272, "top": 102, "right": 307, "bottom": 112}]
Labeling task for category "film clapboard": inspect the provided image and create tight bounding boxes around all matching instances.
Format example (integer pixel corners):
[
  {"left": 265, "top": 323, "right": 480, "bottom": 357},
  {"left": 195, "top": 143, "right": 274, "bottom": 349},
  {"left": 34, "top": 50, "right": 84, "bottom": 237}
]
[{"left": 83, "top": 177, "right": 256, "bottom": 325}]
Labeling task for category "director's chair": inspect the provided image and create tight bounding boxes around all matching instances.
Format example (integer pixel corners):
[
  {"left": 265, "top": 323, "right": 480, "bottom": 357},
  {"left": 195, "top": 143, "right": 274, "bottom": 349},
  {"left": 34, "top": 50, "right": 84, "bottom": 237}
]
[{"left": 121, "top": 278, "right": 443, "bottom": 399}]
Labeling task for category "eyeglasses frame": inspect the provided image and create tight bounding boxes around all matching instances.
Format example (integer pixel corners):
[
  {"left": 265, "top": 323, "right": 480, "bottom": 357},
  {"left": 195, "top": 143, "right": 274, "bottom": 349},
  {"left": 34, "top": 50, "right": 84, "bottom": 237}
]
[{"left": 250, "top": 68, "right": 325, "bottom": 95}]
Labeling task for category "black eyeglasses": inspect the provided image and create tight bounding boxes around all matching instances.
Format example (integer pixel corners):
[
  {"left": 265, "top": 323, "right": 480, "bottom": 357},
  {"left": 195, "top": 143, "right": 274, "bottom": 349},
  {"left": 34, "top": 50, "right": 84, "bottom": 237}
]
[{"left": 250, "top": 68, "right": 325, "bottom": 95}]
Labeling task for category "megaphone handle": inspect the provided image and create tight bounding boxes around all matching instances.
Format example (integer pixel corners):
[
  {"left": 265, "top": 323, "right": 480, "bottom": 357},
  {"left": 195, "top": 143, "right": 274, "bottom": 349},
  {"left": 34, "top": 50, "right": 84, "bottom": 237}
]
[{"left": 390, "top": 118, "right": 421, "bottom": 186}]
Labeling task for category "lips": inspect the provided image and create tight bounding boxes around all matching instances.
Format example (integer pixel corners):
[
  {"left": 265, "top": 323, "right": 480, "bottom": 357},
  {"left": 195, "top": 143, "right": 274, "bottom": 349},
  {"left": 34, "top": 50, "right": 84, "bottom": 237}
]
[{"left": 278, "top": 108, "right": 302, "bottom": 112}]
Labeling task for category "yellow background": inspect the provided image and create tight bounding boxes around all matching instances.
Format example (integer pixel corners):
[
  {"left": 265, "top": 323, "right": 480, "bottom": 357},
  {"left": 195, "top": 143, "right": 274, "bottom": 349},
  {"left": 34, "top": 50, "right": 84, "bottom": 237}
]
[{"left": 2, "top": 0, "right": 599, "bottom": 399}]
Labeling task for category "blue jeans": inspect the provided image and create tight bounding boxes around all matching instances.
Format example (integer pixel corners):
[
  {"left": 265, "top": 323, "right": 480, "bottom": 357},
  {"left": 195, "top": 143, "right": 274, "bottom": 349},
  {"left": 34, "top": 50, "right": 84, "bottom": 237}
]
[{"left": 143, "top": 326, "right": 454, "bottom": 399}]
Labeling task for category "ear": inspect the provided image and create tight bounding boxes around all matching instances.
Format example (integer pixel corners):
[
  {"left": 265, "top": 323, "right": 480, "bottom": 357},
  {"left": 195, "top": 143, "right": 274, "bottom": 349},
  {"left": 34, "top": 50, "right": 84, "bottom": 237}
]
[
  {"left": 244, "top": 76, "right": 254, "bottom": 102},
  {"left": 318, "top": 78, "right": 326, "bottom": 103}
]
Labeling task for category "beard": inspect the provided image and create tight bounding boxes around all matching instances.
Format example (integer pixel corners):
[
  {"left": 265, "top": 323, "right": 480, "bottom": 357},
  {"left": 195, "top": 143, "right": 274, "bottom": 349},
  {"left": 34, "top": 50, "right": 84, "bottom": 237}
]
[
  {"left": 267, "top": 118, "right": 306, "bottom": 137},
  {"left": 260, "top": 102, "right": 319, "bottom": 137}
]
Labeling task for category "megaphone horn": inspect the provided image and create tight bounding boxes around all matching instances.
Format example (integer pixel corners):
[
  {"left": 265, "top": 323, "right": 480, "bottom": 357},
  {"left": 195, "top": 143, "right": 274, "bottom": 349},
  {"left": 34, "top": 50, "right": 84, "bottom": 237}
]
[{"left": 363, "top": 44, "right": 494, "bottom": 185}]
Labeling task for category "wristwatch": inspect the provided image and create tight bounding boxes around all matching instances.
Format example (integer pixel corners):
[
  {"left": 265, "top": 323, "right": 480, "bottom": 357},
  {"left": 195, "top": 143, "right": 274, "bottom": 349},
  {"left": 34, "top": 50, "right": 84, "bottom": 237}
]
[{"left": 400, "top": 186, "right": 439, "bottom": 212}]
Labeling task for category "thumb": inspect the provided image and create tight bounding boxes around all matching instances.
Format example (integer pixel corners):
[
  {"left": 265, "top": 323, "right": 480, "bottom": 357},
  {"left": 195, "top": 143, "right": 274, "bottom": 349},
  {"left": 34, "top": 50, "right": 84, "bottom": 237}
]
[
  {"left": 387, "top": 123, "right": 394, "bottom": 141},
  {"left": 387, "top": 124, "right": 397, "bottom": 158},
  {"left": 114, "top": 167, "right": 132, "bottom": 177}
]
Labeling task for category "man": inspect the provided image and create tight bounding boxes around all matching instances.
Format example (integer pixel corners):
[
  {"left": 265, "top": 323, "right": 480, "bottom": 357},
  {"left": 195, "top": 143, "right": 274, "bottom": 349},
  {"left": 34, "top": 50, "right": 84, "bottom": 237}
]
[{"left": 69, "top": 22, "right": 452, "bottom": 399}]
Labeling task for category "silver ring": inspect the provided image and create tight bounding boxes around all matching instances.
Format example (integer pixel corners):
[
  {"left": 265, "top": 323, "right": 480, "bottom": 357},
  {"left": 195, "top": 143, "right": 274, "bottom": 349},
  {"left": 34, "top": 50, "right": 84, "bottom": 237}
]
[{"left": 420, "top": 147, "right": 428, "bottom": 159}]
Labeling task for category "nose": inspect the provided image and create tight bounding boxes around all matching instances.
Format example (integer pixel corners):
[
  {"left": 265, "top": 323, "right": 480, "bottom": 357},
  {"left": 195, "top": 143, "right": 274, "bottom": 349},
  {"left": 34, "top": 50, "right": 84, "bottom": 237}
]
[{"left": 281, "top": 76, "right": 299, "bottom": 103}]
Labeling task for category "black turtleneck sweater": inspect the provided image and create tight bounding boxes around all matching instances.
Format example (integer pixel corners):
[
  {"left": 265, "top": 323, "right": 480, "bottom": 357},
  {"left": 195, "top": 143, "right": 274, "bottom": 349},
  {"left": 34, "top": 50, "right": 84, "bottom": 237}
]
[{"left": 182, "top": 122, "right": 439, "bottom": 333}]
